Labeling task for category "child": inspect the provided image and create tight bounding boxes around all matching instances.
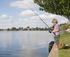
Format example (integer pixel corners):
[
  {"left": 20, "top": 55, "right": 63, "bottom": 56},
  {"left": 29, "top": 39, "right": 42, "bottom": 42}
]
[{"left": 52, "top": 19, "right": 60, "bottom": 48}]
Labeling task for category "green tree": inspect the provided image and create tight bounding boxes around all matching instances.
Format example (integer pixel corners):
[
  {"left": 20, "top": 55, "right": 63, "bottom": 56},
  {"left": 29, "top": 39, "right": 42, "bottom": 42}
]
[
  {"left": 34, "top": 0, "right": 70, "bottom": 20},
  {"left": 11, "top": 27, "right": 17, "bottom": 31}
]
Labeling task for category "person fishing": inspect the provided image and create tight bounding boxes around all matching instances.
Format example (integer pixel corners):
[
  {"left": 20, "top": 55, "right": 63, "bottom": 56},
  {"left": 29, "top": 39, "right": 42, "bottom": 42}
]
[
  {"left": 52, "top": 19, "right": 60, "bottom": 48},
  {"left": 29, "top": 9, "right": 61, "bottom": 49}
]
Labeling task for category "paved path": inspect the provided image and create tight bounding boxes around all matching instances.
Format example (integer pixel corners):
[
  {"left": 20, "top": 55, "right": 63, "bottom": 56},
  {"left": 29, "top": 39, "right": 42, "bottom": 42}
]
[{"left": 48, "top": 44, "right": 58, "bottom": 57}]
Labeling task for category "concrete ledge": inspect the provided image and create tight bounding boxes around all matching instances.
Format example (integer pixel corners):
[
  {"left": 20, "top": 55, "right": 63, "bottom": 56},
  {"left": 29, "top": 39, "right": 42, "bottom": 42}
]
[{"left": 48, "top": 44, "right": 58, "bottom": 57}]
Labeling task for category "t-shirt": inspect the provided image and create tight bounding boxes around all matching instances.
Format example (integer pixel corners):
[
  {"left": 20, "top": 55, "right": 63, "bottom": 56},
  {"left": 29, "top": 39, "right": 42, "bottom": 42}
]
[{"left": 53, "top": 24, "right": 60, "bottom": 36}]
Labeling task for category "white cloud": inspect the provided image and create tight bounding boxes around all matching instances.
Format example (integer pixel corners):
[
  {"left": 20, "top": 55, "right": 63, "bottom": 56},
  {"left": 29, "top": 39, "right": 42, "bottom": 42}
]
[
  {"left": 19, "top": 9, "right": 69, "bottom": 27},
  {"left": 0, "top": 14, "right": 12, "bottom": 20},
  {"left": 0, "top": 14, "right": 12, "bottom": 29},
  {"left": 29, "top": 13, "right": 69, "bottom": 26},
  {"left": 19, "top": 10, "right": 36, "bottom": 17},
  {"left": 10, "top": 0, "right": 39, "bottom": 9}
]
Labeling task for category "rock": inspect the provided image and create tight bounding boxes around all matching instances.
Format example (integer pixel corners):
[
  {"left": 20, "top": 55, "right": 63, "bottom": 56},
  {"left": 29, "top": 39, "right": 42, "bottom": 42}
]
[{"left": 49, "top": 41, "right": 54, "bottom": 52}]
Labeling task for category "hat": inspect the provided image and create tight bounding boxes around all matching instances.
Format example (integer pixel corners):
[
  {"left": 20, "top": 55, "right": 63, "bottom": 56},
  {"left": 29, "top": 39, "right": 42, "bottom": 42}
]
[{"left": 52, "top": 18, "right": 58, "bottom": 23}]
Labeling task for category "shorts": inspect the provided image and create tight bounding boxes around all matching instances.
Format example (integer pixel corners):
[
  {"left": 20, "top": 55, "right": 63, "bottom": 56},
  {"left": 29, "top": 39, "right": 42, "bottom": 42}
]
[{"left": 54, "top": 35, "right": 60, "bottom": 44}]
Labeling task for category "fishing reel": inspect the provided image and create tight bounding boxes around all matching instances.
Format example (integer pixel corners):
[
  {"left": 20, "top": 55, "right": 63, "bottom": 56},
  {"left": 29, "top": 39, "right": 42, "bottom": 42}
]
[{"left": 48, "top": 28, "right": 53, "bottom": 33}]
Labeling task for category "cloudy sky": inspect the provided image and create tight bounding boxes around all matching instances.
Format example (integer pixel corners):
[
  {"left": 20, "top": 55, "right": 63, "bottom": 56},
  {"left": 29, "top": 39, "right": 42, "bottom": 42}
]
[{"left": 0, "top": 0, "right": 69, "bottom": 29}]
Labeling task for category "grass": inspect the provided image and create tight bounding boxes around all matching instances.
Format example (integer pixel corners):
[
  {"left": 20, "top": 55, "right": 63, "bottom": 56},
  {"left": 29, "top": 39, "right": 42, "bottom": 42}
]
[{"left": 59, "top": 32, "right": 70, "bottom": 57}]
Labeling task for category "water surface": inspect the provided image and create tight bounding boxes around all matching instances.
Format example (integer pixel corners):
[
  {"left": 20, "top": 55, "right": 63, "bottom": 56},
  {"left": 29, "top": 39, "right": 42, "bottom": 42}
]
[{"left": 0, "top": 31, "right": 54, "bottom": 57}]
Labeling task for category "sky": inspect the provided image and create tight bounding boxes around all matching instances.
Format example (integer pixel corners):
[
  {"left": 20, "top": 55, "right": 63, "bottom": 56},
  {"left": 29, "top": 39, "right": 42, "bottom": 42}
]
[{"left": 0, "top": 0, "right": 69, "bottom": 29}]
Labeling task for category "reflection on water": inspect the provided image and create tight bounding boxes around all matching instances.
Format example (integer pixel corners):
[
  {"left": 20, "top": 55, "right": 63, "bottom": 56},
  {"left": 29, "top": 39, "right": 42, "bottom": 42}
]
[{"left": 0, "top": 31, "right": 54, "bottom": 57}]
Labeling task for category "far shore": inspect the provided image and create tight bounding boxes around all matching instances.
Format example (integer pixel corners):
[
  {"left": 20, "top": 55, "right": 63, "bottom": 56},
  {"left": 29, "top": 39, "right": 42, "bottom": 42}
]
[{"left": 0, "top": 27, "right": 48, "bottom": 31}]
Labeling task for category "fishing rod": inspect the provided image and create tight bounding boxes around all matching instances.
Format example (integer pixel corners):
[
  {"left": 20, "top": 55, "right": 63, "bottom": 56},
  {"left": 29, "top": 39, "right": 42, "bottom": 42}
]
[
  {"left": 38, "top": 17, "right": 52, "bottom": 33},
  {"left": 30, "top": 9, "right": 52, "bottom": 33}
]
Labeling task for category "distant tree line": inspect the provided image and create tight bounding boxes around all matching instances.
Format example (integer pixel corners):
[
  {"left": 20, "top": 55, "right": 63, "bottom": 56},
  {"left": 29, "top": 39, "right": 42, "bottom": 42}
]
[
  {"left": 0, "top": 26, "right": 48, "bottom": 31},
  {"left": 0, "top": 23, "right": 70, "bottom": 31}
]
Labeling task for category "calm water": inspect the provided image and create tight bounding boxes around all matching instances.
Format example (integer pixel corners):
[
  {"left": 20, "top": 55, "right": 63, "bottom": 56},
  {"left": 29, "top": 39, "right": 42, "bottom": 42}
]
[{"left": 0, "top": 31, "right": 54, "bottom": 57}]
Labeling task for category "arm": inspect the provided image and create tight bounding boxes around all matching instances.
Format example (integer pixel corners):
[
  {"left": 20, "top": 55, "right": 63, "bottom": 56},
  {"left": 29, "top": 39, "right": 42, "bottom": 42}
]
[
  {"left": 52, "top": 24, "right": 60, "bottom": 33},
  {"left": 52, "top": 29, "right": 60, "bottom": 32}
]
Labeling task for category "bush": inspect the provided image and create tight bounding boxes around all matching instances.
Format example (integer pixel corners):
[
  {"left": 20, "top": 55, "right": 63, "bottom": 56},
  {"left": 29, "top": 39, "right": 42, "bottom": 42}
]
[{"left": 60, "top": 23, "right": 70, "bottom": 30}]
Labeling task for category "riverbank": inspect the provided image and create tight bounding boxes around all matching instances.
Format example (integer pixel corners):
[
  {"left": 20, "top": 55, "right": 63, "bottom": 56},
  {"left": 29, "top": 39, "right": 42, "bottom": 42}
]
[
  {"left": 48, "top": 44, "right": 58, "bottom": 57},
  {"left": 59, "top": 32, "right": 70, "bottom": 57}
]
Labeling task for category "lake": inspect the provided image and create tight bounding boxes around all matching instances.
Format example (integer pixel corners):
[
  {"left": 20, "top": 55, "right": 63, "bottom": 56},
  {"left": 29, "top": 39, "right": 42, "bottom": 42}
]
[{"left": 0, "top": 31, "right": 54, "bottom": 57}]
